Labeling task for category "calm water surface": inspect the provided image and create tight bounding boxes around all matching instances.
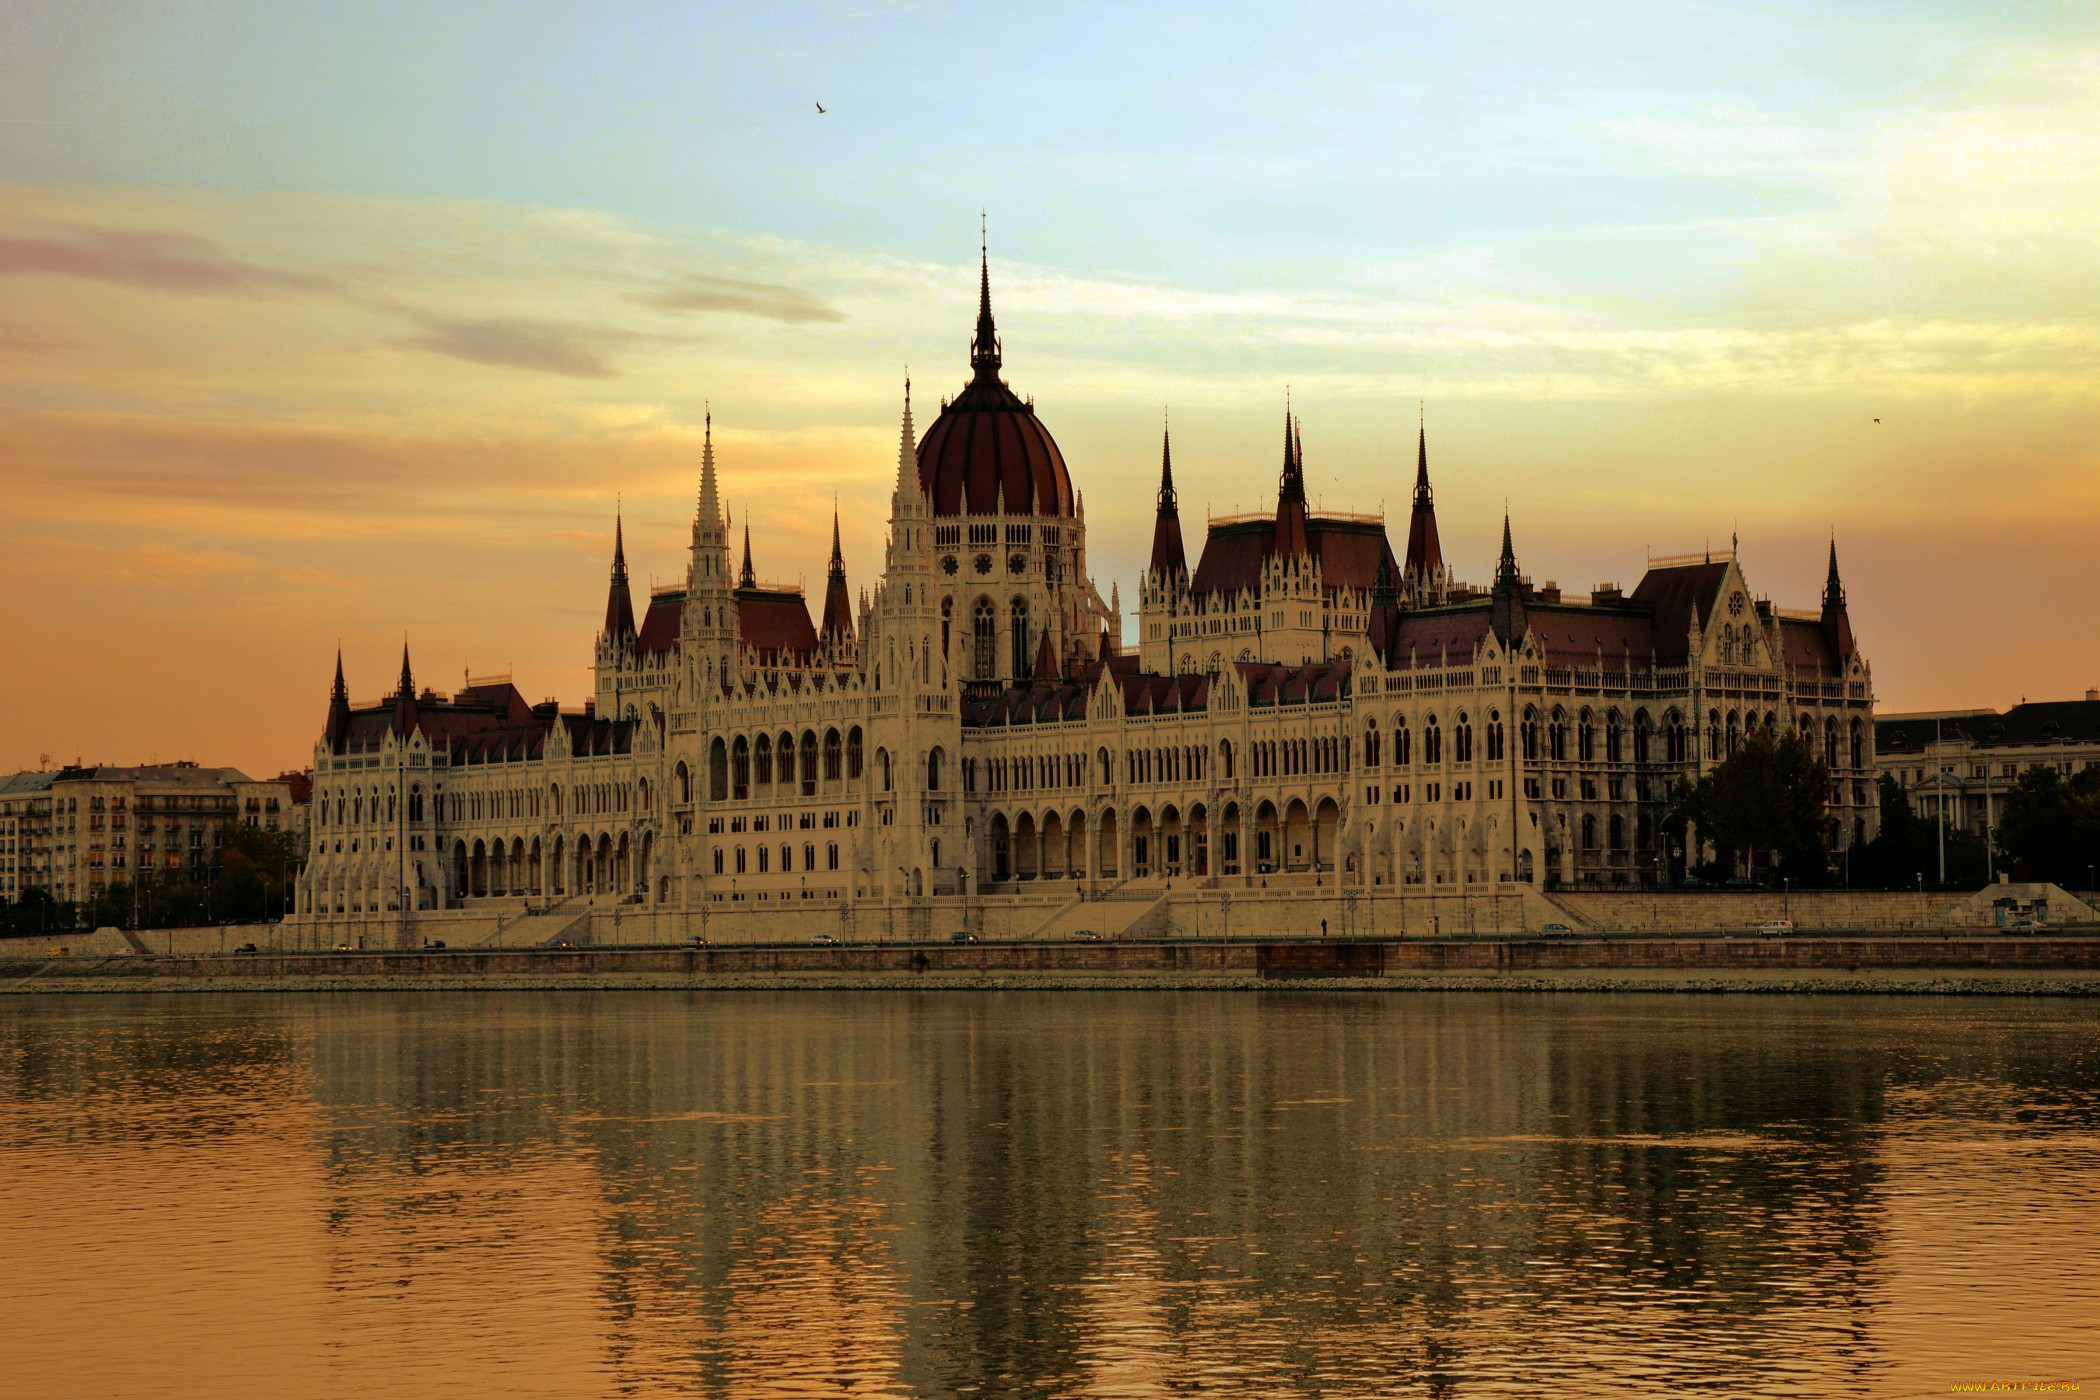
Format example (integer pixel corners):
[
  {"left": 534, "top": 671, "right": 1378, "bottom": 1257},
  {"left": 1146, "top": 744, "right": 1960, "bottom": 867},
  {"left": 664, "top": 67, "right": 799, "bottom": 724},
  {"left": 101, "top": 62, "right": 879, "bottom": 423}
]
[{"left": 2, "top": 991, "right": 2097, "bottom": 1398}]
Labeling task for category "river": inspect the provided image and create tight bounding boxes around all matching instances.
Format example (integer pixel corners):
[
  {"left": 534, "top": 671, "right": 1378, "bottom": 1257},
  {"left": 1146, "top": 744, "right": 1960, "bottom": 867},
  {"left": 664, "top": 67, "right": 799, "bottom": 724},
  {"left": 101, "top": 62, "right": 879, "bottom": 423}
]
[{"left": 2, "top": 991, "right": 2095, "bottom": 1397}]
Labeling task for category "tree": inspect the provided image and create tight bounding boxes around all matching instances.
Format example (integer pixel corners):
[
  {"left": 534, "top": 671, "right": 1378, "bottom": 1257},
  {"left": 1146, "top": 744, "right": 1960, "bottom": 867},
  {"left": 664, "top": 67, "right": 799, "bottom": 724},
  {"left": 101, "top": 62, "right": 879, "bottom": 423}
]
[
  {"left": 1996, "top": 764, "right": 2100, "bottom": 888},
  {"left": 1669, "top": 729, "right": 1832, "bottom": 885}
]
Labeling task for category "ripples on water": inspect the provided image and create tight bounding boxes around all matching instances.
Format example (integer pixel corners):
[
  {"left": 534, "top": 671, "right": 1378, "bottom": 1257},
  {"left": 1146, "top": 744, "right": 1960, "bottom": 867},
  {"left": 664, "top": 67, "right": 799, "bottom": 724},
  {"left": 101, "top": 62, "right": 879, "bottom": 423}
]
[{"left": 2, "top": 992, "right": 2097, "bottom": 1398}]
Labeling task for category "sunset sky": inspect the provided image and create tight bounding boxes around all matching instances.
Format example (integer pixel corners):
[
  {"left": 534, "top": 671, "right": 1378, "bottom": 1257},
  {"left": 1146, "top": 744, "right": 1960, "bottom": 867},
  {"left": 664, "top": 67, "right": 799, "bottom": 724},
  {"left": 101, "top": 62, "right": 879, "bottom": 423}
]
[{"left": 4, "top": 1, "right": 2097, "bottom": 779}]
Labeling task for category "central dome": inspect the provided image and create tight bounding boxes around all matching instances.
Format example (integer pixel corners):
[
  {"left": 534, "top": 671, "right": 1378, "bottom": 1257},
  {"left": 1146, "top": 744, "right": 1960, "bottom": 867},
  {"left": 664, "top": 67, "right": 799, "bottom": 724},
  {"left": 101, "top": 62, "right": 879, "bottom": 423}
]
[{"left": 914, "top": 251, "right": 1075, "bottom": 518}]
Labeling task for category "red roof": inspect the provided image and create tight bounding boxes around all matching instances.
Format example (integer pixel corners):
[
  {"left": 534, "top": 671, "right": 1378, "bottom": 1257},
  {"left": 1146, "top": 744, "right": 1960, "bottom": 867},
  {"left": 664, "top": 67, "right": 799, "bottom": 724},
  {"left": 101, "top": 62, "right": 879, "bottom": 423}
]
[
  {"left": 638, "top": 593, "right": 682, "bottom": 655},
  {"left": 1190, "top": 516, "right": 1398, "bottom": 596},
  {"left": 736, "top": 587, "right": 819, "bottom": 661},
  {"left": 1777, "top": 618, "right": 1839, "bottom": 677},
  {"left": 1522, "top": 605, "right": 1658, "bottom": 666},
  {"left": 1628, "top": 561, "right": 1729, "bottom": 662},
  {"left": 916, "top": 376, "right": 1073, "bottom": 517}
]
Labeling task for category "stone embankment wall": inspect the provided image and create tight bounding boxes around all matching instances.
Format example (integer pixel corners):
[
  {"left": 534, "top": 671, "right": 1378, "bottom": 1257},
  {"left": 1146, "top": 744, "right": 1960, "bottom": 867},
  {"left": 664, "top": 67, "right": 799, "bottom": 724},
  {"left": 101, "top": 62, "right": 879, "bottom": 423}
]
[{"left": 122, "top": 934, "right": 2100, "bottom": 982}]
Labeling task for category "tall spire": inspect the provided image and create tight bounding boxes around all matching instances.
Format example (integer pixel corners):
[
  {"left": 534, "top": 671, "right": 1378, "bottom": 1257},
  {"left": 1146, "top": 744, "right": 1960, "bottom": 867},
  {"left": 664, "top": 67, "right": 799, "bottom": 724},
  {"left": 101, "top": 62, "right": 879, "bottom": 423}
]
[
  {"left": 1148, "top": 412, "right": 1187, "bottom": 581},
  {"left": 969, "top": 216, "right": 1001, "bottom": 384},
  {"left": 1491, "top": 513, "right": 1528, "bottom": 647},
  {"left": 698, "top": 407, "right": 719, "bottom": 524},
  {"left": 1403, "top": 411, "right": 1444, "bottom": 595},
  {"left": 391, "top": 639, "right": 419, "bottom": 738},
  {"left": 1273, "top": 398, "right": 1309, "bottom": 559},
  {"left": 604, "top": 508, "right": 637, "bottom": 642},
  {"left": 325, "top": 647, "right": 350, "bottom": 753},
  {"left": 1820, "top": 535, "right": 1855, "bottom": 663},
  {"left": 821, "top": 504, "right": 854, "bottom": 646},
  {"left": 739, "top": 517, "right": 755, "bottom": 589},
  {"left": 893, "top": 375, "right": 918, "bottom": 504}
]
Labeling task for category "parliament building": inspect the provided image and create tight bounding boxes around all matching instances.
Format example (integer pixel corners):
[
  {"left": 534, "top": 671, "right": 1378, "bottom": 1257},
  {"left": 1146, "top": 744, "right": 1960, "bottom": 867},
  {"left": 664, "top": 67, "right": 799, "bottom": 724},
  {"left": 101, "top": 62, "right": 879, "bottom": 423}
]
[{"left": 297, "top": 253, "right": 1877, "bottom": 935}]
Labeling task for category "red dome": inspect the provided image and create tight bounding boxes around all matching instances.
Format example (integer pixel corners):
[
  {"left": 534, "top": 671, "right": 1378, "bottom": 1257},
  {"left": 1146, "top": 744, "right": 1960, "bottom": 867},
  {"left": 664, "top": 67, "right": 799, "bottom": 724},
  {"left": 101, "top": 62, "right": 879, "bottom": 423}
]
[
  {"left": 916, "top": 377, "right": 1074, "bottom": 518},
  {"left": 913, "top": 247, "right": 1075, "bottom": 518}
]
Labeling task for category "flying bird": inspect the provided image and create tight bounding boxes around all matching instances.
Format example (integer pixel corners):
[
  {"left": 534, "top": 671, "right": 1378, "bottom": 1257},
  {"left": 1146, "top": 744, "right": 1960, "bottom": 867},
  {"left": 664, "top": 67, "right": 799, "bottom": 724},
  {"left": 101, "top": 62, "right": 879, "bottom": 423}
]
[
  {"left": 815, "top": 102, "right": 826, "bottom": 114},
  {"left": 1873, "top": 417, "right": 1881, "bottom": 423}
]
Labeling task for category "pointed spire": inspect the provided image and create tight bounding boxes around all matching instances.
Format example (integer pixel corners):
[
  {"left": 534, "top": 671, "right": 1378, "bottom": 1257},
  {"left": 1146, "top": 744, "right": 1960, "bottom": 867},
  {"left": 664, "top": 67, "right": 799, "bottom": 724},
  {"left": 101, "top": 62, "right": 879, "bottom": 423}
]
[
  {"left": 1273, "top": 396, "right": 1309, "bottom": 559},
  {"left": 1820, "top": 534, "right": 1855, "bottom": 663},
  {"left": 603, "top": 508, "right": 638, "bottom": 642},
  {"left": 391, "top": 639, "right": 420, "bottom": 739},
  {"left": 1491, "top": 514, "right": 1527, "bottom": 648},
  {"left": 739, "top": 518, "right": 755, "bottom": 588},
  {"left": 969, "top": 216, "right": 1001, "bottom": 384},
  {"left": 325, "top": 647, "right": 351, "bottom": 752},
  {"left": 1033, "top": 627, "right": 1059, "bottom": 682},
  {"left": 821, "top": 504, "right": 854, "bottom": 645},
  {"left": 1149, "top": 412, "right": 1188, "bottom": 582},
  {"left": 698, "top": 406, "right": 719, "bottom": 525},
  {"left": 1404, "top": 410, "right": 1444, "bottom": 595},
  {"left": 894, "top": 375, "right": 917, "bottom": 502}
]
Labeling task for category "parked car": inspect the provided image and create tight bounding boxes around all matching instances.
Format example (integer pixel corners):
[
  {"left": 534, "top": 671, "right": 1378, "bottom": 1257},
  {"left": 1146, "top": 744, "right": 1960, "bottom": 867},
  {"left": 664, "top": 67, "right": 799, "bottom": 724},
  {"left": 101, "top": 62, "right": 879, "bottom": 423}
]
[
  {"left": 1540, "top": 922, "right": 1573, "bottom": 937},
  {"left": 334, "top": 943, "right": 354, "bottom": 953},
  {"left": 812, "top": 933, "right": 838, "bottom": 945},
  {"left": 548, "top": 938, "right": 576, "bottom": 949},
  {"left": 950, "top": 930, "right": 977, "bottom": 944},
  {"left": 1757, "top": 920, "right": 1795, "bottom": 938},
  {"left": 46, "top": 947, "right": 69, "bottom": 958},
  {"left": 2004, "top": 918, "right": 2039, "bottom": 934},
  {"left": 234, "top": 942, "right": 259, "bottom": 955},
  {"left": 1073, "top": 929, "right": 1100, "bottom": 941},
  {"left": 685, "top": 935, "right": 711, "bottom": 947}
]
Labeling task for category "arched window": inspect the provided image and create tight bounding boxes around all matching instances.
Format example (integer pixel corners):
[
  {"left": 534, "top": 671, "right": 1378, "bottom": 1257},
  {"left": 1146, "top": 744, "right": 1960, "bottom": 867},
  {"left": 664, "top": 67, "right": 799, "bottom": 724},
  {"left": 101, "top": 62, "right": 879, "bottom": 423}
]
[
  {"left": 1455, "top": 713, "right": 1473, "bottom": 763},
  {"left": 878, "top": 747, "right": 892, "bottom": 791},
  {"left": 1581, "top": 813, "right": 1597, "bottom": 850},
  {"left": 1825, "top": 717, "right": 1840, "bottom": 769},
  {"left": 823, "top": 729, "right": 843, "bottom": 782},
  {"left": 1424, "top": 715, "right": 1443, "bottom": 765},
  {"left": 940, "top": 597, "right": 952, "bottom": 658},
  {"left": 1605, "top": 710, "right": 1623, "bottom": 763},
  {"left": 1486, "top": 711, "right": 1504, "bottom": 762},
  {"left": 1010, "top": 597, "right": 1031, "bottom": 679},
  {"left": 1521, "top": 709, "right": 1538, "bottom": 762},
  {"left": 408, "top": 786, "right": 424, "bottom": 823},
  {"left": 1363, "top": 723, "right": 1381, "bottom": 768},
  {"left": 847, "top": 726, "right": 864, "bottom": 780},
  {"left": 1850, "top": 718, "right": 1865, "bottom": 770},
  {"left": 974, "top": 598, "right": 996, "bottom": 679},
  {"left": 674, "top": 764, "right": 690, "bottom": 805},
  {"left": 800, "top": 731, "right": 819, "bottom": 796},
  {"left": 1395, "top": 719, "right": 1412, "bottom": 767},
  {"left": 754, "top": 733, "right": 773, "bottom": 786},
  {"left": 1726, "top": 710, "right": 1741, "bottom": 756},
  {"left": 1100, "top": 746, "right": 1115, "bottom": 786},
  {"left": 1549, "top": 709, "right": 1567, "bottom": 762},
  {"left": 778, "top": 731, "right": 796, "bottom": 787},
  {"left": 1706, "top": 710, "right": 1722, "bottom": 761},
  {"left": 732, "top": 735, "right": 750, "bottom": 800},
  {"left": 1632, "top": 711, "right": 1651, "bottom": 764},
  {"left": 928, "top": 748, "right": 944, "bottom": 791},
  {"left": 709, "top": 739, "right": 728, "bottom": 801},
  {"left": 1578, "top": 709, "right": 1595, "bottom": 762}
]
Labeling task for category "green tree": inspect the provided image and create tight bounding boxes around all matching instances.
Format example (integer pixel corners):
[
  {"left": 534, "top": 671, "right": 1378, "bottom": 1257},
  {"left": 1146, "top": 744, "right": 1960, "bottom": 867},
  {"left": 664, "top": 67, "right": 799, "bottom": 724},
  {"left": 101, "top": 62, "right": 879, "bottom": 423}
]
[
  {"left": 1996, "top": 765, "right": 2100, "bottom": 888},
  {"left": 1669, "top": 729, "right": 1832, "bottom": 885}
]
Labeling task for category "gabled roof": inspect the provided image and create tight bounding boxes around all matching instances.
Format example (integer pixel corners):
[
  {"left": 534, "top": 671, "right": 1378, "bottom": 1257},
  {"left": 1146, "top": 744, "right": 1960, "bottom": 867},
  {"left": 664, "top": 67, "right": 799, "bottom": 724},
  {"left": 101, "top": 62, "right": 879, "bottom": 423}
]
[
  {"left": 1522, "top": 604, "right": 1657, "bottom": 666},
  {"left": 1776, "top": 617, "right": 1841, "bottom": 678},
  {"left": 1628, "top": 561, "right": 1730, "bottom": 661}
]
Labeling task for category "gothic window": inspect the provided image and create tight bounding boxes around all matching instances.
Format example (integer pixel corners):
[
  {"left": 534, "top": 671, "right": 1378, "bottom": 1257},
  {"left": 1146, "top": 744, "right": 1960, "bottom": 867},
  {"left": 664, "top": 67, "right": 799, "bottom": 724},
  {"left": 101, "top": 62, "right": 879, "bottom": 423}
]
[
  {"left": 1578, "top": 710, "right": 1595, "bottom": 762},
  {"left": 1706, "top": 710, "right": 1722, "bottom": 761},
  {"left": 1581, "top": 813, "right": 1596, "bottom": 850},
  {"left": 847, "top": 727, "right": 864, "bottom": 780},
  {"left": 1632, "top": 711, "right": 1650, "bottom": 764},
  {"left": 777, "top": 731, "right": 796, "bottom": 787},
  {"left": 732, "top": 736, "right": 750, "bottom": 801},
  {"left": 1549, "top": 709, "right": 1567, "bottom": 762},
  {"left": 1825, "top": 718, "right": 1840, "bottom": 769},
  {"left": 823, "top": 729, "right": 843, "bottom": 782},
  {"left": 941, "top": 597, "right": 952, "bottom": 657},
  {"left": 974, "top": 598, "right": 996, "bottom": 679},
  {"left": 927, "top": 748, "right": 944, "bottom": 791},
  {"left": 1395, "top": 720, "right": 1412, "bottom": 767},
  {"left": 709, "top": 740, "right": 728, "bottom": 802},
  {"left": 1606, "top": 711, "right": 1623, "bottom": 763},
  {"left": 754, "top": 734, "right": 772, "bottom": 786},
  {"left": 1850, "top": 719, "right": 1865, "bottom": 770},
  {"left": 1424, "top": 716, "right": 1443, "bottom": 766},
  {"left": 1364, "top": 724, "right": 1381, "bottom": 768},
  {"left": 1487, "top": 711, "right": 1504, "bottom": 762},
  {"left": 1010, "top": 597, "right": 1031, "bottom": 679},
  {"left": 800, "top": 731, "right": 819, "bottom": 797},
  {"left": 1726, "top": 711, "right": 1741, "bottom": 756},
  {"left": 1455, "top": 713, "right": 1473, "bottom": 764}
]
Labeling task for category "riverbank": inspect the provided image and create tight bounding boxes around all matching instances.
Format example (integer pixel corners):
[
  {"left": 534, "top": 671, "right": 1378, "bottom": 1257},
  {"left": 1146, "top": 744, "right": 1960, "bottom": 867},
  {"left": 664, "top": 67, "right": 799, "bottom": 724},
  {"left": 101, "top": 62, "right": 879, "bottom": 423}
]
[{"left": 8, "top": 936, "right": 2100, "bottom": 995}]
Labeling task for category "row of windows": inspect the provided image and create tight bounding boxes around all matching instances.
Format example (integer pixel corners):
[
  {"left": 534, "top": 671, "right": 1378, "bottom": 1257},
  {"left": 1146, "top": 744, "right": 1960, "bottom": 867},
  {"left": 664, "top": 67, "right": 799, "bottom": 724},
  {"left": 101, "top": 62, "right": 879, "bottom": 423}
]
[{"left": 713, "top": 842, "right": 843, "bottom": 875}]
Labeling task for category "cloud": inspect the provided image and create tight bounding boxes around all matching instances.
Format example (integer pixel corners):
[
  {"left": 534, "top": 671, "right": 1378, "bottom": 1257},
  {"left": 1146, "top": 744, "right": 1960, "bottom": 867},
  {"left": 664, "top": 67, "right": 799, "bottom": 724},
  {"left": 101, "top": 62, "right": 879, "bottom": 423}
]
[
  {"left": 0, "top": 226, "right": 331, "bottom": 294},
  {"left": 400, "top": 314, "right": 642, "bottom": 378},
  {"left": 631, "top": 273, "right": 847, "bottom": 324}
]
